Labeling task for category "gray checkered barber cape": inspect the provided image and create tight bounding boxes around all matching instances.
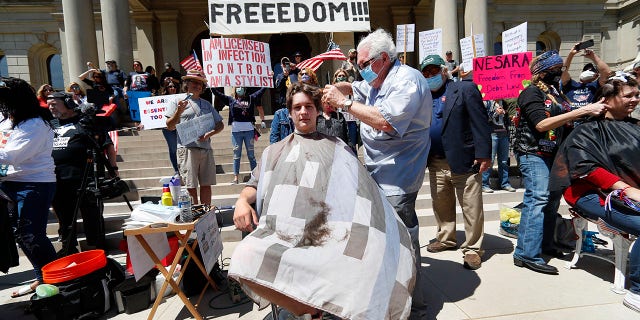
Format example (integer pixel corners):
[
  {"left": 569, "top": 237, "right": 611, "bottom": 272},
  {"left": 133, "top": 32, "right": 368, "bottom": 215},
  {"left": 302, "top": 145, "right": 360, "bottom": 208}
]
[{"left": 229, "top": 132, "right": 416, "bottom": 319}]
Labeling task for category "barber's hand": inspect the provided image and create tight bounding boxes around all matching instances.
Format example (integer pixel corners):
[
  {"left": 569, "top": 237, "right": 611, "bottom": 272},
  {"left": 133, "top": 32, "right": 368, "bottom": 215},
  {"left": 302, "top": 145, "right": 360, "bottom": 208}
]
[
  {"left": 322, "top": 84, "right": 347, "bottom": 109},
  {"left": 476, "top": 158, "right": 492, "bottom": 174},
  {"left": 582, "top": 98, "right": 608, "bottom": 117},
  {"left": 233, "top": 199, "right": 259, "bottom": 232}
]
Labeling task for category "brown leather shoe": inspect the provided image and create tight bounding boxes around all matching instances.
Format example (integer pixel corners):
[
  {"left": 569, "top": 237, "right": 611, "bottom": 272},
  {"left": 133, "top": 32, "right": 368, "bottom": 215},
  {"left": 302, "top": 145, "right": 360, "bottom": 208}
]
[
  {"left": 463, "top": 252, "right": 482, "bottom": 270},
  {"left": 426, "top": 241, "right": 457, "bottom": 253}
]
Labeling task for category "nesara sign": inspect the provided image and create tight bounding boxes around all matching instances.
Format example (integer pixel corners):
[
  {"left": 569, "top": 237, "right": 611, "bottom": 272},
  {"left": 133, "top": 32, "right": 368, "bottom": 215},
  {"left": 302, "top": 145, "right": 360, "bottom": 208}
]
[{"left": 208, "top": 0, "right": 371, "bottom": 35}]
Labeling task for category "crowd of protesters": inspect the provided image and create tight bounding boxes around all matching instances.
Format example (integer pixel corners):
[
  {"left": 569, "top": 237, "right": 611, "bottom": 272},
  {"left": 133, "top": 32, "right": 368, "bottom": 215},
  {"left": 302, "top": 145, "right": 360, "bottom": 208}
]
[{"left": 3, "top": 27, "right": 640, "bottom": 318}]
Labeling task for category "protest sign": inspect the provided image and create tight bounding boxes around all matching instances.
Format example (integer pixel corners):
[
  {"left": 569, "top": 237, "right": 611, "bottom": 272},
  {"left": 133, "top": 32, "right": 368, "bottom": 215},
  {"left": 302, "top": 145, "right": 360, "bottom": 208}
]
[
  {"left": 127, "top": 91, "right": 152, "bottom": 122},
  {"left": 195, "top": 211, "right": 223, "bottom": 274},
  {"left": 209, "top": 0, "right": 371, "bottom": 35},
  {"left": 139, "top": 94, "right": 178, "bottom": 130},
  {"left": 418, "top": 28, "right": 442, "bottom": 62},
  {"left": 201, "top": 38, "right": 273, "bottom": 88},
  {"left": 472, "top": 52, "right": 532, "bottom": 101},
  {"left": 474, "top": 34, "right": 486, "bottom": 58},
  {"left": 460, "top": 36, "right": 474, "bottom": 72},
  {"left": 396, "top": 24, "right": 415, "bottom": 53},
  {"left": 176, "top": 113, "right": 215, "bottom": 146},
  {"left": 502, "top": 22, "right": 528, "bottom": 54}
]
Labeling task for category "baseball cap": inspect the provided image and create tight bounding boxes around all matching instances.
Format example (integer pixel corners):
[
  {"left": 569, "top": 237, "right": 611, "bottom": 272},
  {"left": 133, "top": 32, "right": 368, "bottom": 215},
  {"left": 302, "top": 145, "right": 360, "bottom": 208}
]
[
  {"left": 281, "top": 57, "right": 290, "bottom": 65},
  {"left": 582, "top": 63, "right": 597, "bottom": 73},
  {"left": 420, "top": 55, "right": 445, "bottom": 70}
]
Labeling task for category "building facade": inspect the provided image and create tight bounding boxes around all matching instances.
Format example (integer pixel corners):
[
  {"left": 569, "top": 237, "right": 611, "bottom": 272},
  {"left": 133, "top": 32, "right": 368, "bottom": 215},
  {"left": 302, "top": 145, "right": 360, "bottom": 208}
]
[{"left": 0, "top": 0, "right": 638, "bottom": 112}]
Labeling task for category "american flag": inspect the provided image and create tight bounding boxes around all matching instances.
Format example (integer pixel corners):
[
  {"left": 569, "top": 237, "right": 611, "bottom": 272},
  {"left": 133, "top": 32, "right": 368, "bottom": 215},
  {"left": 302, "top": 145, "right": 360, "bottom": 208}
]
[
  {"left": 295, "top": 49, "right": 347, "bottom": 72},
  {"left": 180, "top": 50, "right": 202, "bottom": 71}
]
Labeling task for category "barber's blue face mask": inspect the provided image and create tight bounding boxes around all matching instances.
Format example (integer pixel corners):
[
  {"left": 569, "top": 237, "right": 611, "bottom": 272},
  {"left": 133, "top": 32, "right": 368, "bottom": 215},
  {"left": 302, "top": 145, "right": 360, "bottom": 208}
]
[
  {"left": 426, "top": 74, "right": 444, "bottom": 91},
  {"left": 360, "top": 63, "right": 379, "bottom": 84},
  {"left": 235, "top": 88, "right": 245, "bottom": 96}
]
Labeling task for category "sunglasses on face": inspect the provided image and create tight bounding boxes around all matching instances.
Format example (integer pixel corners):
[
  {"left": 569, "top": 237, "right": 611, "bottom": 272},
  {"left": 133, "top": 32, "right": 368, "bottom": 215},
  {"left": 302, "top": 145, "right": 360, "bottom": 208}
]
[
  {"left": 44, "top": 88, "right": 53, "bottom": 92},
  {"left": 71, "top": 85, "right": 80, "bottom": 90}
]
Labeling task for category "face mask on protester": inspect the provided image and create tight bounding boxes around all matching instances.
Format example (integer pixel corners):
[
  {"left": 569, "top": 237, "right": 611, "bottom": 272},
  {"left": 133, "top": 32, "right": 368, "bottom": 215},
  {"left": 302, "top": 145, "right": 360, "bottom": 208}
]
[
  {"left": 426, "top": 74, "right": 444, "bottom": 91},
  {"left": 235, "top": 87, "right": 245, "bottom": 96},
  {"left": 542, "top": 69, "right": 562, "bottom": 85},
  {"left": 360, "top": 63, "right": 379, "bottom": 84},
  {"left": 579, "top": 70, "right": 597, "bottom": 83},
  {"left": 300, "top": 74, "right": 311, "bottom": 83},
  {"left": 336, "top": 75, "right": 347, "bottom": 82}
]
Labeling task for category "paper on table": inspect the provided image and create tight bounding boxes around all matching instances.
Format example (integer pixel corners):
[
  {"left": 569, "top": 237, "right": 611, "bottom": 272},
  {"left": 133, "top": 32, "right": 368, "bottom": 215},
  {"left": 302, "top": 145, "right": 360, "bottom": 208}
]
[{"left": 127, "top": 232, "right": 170, "bottom": 281}]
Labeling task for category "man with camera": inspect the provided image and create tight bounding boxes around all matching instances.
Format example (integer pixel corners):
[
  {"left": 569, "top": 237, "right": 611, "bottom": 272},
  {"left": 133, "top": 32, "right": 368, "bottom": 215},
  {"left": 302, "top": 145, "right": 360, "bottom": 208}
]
[
  {"left": 47, "top": 92, "right": 118, "bottom": 256},
  {"left": 561, "top": 41, "right": 611, "bottom": 110}
]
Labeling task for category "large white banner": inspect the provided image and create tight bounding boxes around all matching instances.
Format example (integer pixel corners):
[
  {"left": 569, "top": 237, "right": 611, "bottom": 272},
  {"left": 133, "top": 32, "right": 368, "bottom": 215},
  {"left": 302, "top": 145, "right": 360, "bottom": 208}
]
[
  {"left": 502, "top": 22, "right": 528, "bottom": 54},
  {"left": 396, "top": 24, "right": 415, "bottom": 53},
  {"left": 201, "top": 38, "right": 273, "bottom": 88},
  {"left": 418, "top": 28, "right": 442, "bottom": 63},
  {"left": 209, "top": 0, "right": 371, "bottom": 35}
]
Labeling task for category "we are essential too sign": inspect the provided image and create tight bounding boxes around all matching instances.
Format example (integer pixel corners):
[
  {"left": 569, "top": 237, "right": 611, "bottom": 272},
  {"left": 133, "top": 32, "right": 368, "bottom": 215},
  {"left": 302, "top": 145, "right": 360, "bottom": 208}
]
[
  {"left": 201, "top": 38, "right": 273, "bottom": 88},
  {"left": 209, "top": 0, "right": 371, "bottom": 34}
]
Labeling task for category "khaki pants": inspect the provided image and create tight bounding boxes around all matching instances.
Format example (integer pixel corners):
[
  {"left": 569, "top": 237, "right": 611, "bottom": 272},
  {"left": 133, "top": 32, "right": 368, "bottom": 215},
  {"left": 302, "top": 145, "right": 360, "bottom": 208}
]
[{"left": 428, "top": 157, "right": 484, "bottom": 254}]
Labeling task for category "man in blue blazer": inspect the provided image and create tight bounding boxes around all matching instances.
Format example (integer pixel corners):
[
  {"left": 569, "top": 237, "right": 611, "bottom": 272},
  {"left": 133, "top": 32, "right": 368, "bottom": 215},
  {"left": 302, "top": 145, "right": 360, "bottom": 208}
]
[{"left": 421, "top": 55, "right": 492, "bottom": 270}]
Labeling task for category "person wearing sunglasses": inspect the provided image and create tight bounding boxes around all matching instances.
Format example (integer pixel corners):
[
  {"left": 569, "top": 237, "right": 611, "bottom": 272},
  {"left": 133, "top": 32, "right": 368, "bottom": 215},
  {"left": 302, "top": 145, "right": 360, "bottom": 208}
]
[
  {"left": 66, "top": 82, "right": 86, "bottom": 106},
  {"left": 36, "top": 84, "right": 54, "bottom": 108}
]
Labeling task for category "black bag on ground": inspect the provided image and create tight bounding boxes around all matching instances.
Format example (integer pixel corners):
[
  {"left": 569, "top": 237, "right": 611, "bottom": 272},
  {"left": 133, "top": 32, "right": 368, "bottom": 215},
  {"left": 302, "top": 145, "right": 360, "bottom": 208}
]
[
  {"left": 180, "top": 240, "right": 225, "bottom": 296},
  {"left": 554, "top": 213, "right": 577, "bottom": 249},
  {"left": 30, "top": 258, "right": 125, "bottom": 320}
]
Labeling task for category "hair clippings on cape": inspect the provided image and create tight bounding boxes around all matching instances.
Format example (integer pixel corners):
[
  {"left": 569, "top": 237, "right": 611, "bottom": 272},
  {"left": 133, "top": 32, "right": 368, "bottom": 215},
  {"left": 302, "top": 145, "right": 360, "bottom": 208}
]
[{"left": 609, "top": 71, "right": 631, "bottom": 83}]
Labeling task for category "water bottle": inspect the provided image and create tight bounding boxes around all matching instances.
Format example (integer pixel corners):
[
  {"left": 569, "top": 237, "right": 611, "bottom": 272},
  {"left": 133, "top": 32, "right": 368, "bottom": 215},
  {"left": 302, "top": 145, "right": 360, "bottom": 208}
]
[
  {"left": 178, "top": 189, "right": 192, "bottom": 222},
  {"left": 582, "top": 230, "right": 597, "bottom": 253}
]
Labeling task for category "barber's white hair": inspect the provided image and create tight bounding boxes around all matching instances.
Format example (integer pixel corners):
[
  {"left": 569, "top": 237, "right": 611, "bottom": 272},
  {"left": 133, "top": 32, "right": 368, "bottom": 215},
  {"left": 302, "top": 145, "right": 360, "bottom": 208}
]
[{"left": 357, "top": 29, "right": 397, "bottom": 62}]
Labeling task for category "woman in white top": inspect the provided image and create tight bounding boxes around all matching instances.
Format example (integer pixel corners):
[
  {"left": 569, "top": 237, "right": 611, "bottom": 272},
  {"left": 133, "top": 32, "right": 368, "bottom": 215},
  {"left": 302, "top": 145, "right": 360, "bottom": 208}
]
[{"left": 0, "top": 77, "right": 57, "bottom": 298}]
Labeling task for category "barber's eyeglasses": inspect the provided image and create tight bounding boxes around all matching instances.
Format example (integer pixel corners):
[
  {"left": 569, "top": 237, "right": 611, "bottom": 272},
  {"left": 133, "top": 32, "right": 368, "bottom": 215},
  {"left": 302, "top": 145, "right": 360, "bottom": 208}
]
[{"left": 358, "top": 55, "right": 379, "bottom": 70}]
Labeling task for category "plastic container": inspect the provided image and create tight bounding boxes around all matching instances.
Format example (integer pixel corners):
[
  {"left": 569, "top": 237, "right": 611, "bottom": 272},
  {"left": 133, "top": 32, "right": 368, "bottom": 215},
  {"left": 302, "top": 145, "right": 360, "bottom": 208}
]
[
  {"left": 42, "top": 250, "right": 107, "bottom": 284},
  {"left": 169, "top": 174, "right": 181, "bottom": 204},
  {"left": 161, "top": 184, "right": 172, "bottom": 206}
]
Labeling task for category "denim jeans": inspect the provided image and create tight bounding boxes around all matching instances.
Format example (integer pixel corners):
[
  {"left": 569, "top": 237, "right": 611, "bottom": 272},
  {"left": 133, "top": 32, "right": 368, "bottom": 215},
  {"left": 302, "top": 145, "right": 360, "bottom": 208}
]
[
  {"left": 386, "top": 192, "right": 426, "bottom": 319},
  {"left": 575, "top": 191, "right": 640, "bottom": 294},
  {"left": 2, "top": 181, "right": 57, "bottom": 281},
  {"left": 346, "top": 121, "right": 358, "bottom": 154},
  {"left": 514, "top": 153, "right": 561, "bottom": 264},
  {"left": 231, "top": 130, "right": 256, "bottom": 176},
  {"left": 162, "top": 128, "right": 178, "bottom": 173},
  {"left": 482, "top": 133, "right": 512, "bottom": 189}
]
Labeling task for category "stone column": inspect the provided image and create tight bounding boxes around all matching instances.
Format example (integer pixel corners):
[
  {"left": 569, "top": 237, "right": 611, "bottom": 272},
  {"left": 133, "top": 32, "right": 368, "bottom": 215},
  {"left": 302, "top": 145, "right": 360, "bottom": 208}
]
[
  {"left": 61, "top": 0, "right": 99, "bottom": 82},
  {"left": 464, "top": 0, "right": 488, "bottom": 54},
  {"left": 131, "top": 11, "right": 156, "bottom": 69},
  {"left": 155, "top": 10, "right": 180, "bottom": 67},
  {"left": 433, "top": 0, "right": 459, "bottom": 59},
  {"left": 100, "top": 0, "right": 133, "bottom": 70}
]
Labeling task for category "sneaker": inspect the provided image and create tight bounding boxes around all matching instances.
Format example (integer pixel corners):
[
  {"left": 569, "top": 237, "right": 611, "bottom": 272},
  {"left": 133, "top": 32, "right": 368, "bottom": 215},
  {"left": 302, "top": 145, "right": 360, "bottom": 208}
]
[
  {"left": 463, "top": 252, "right": 482, "bottom": 270},
  {"left": 426, "top": 241, "right": 457, "bottom": 253},
  {"left": 482, "top": 187, "right": 494, "bottom": 193},
  {"left": 502, "top": 186, "right": 517, "bottom": 192},
  {"left": 624, "top": 291, "right": 640, "bottom": 313}
]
